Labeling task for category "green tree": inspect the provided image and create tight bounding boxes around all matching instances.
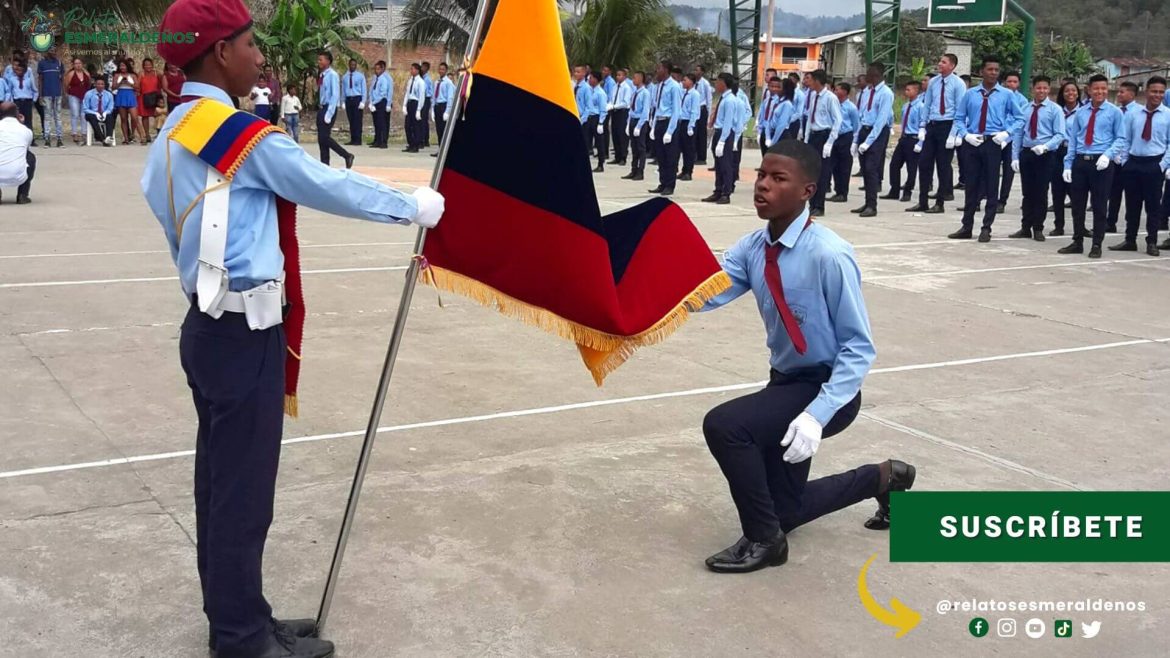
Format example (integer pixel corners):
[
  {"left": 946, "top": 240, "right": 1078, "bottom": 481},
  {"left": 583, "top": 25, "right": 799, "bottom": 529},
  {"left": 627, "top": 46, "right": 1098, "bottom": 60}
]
[
  {"left": 954, "top": 22, "right": 1026, "bottom": 74},
  {"left": 639, "top": 22, "right": 729, "bottom": 74},
  {"left": 895, "top": 17, "right": 945, "bottom": 82},
  {"left": 254, "top": 0, "right": 369, "bottom": 108},
  {"left": 1035, "top": 39, "right": 1098, "bottom": 81},
  {"left": 399, "top": 0, "right": 479, "bottom": 58},
  {"left": 564, "top": 0, "right": 670, "bottom": 69}
]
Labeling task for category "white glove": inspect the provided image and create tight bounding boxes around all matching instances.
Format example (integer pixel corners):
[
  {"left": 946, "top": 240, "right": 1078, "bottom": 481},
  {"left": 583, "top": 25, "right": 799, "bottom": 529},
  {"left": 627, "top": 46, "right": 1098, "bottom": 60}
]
[
  {"left": 859, "top": 142, "right": 870, "bottom": 154},
  {"left": 358, "top": 102, "right": 365, "bottom": 111},
  {"left": 917, "top": 128, "right": 926, "bottom": 142},
  {"left": 443, "top": 112, "right": 449, "bottom": 122},
  {"left": 1031, "top": 144, "right": 1049, "bottom": 156},
  {"left": 765, "top": 138, "right": 773, "bottom": 148},
  {"left": 663, "top": 130, "right": 673, "bottom": 145},
  {"left": 781, "top": 412, "right": 823, "bottom": 464},
  {"left": 945, "top": 135, "right": 958, "bottom": 149},
  {"left": 596, "top": 124, "right": 604, "bottom": 135},
  {"left": 992, "top": 131, "right": 1010, "bottom": 147},
  {"left": 821, "top": 142, "right": 832, "bottom": 159},
  {"left": 97, "top": 112, "right": 105, "bottom": 122},
  {"left": 688, "top": 126, "right": 695, "bottom": 137},
  {"left": 1011, "top": 160, "right": 1020, "bottom": 173},
  {"left": 1096, "top": 154, "right": 1110, "bottom": 171},
  {"left": 714, "top": 141, "right": 725, "bottom": 158},
  {"left": 410, "top": 186, "right": 445, "bottom": 229},
  {"left": 733, "top": 138, "right": 739, "bottom": 152},
  {"left": 913, "top": 142, "right": 923, "bottom": 153},
  {"left": 850, "top": 143, "right": 859, "bottom": 158},
  {"left": 415, "top": 110, "right": 421, "bottom": 121},
  {"left": 648, "top": 128, "right": 656, "bottom": 141},
  {"left": 624, "top": 123, "right": 630, "bottom": 137},
  {"left": 1062, "top": 169, "right": 1072, "bottom": 184},
  {"left": 606, "top": 103, "right": 614, "bottom": 111},
  {"left": 633, "top": 125, "right": 641, "bottom": 138},
  {"left": 1165, "top": 168, "right": 1170, "bottom": 181},
  {"left": 797, "top": 130, "right": 804, "bottom": 141},
  {"left": 1114, "top": 155, "right": 1124, "bottom": 165},
  {"left": 401, "top": 104, "right": 407, "bottom": 115},
  {"left": 429, "top": 108, "right": 435, "bottom": 121},
  {"left": 964, "top": 134, "right": 984, "bottom": 147}
]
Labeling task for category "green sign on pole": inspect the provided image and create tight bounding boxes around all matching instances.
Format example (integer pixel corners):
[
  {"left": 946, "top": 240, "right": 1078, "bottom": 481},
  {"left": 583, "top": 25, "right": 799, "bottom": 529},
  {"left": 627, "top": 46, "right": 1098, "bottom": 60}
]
[{"left": 927, "top": 0, "right": 1006, "bottom": 27}]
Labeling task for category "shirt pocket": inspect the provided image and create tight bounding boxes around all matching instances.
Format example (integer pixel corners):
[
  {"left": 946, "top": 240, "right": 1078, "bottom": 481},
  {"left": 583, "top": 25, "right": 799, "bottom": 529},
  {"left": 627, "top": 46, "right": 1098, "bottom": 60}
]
[{"left": 779, "top": 286, "right": 830, "bottom": 333}]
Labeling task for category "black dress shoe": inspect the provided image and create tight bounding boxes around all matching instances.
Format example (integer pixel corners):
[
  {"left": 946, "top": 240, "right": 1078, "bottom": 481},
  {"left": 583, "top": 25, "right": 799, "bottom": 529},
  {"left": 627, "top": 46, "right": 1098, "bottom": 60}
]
[
  {"left": 592, "top": 165, "right": 604, "bottom": 173},
  {"left": 632, "top": 173, "right": 644, "bottom": 181},
  {"left": 1108, "top": 240, "right": 1137, "bottom": 251},
  {"left": 954, "top": 183, "right": 965, "bottom": 191},
  {"left": 1008, "top": 228, "right": 1031, "bottom": 238},
  {"left": 808, "top": 208, "right": 823, "bottom": 217},
  {"left": 924, "top": 204, "right": 945, "bottom": 214},
  {"left": 343, "top": 153, "right": 355, "bottom": 169},
  {"left": 864, "top": 460, "right": 917, "bottom": 530},
  {"left": 607, "top": 159, "right": 620, "bottom": 165},
  {"left": 16, "top": 195, "right": 30, "bottom": 204},
  {"left": 948, "top": 228, "right": 972, "bottom": 239},
  {"left": 1047, "top": 204, "right": 1056, "bottom": 212},
  {"left": 702, "top": 193, "right": 719, "bottom": 202},
  {"left": 1049, "top": 227, "right": 1065, "bottom": 237},
  {"left": 615, "top": 160, "right": 627, "bottom": 166},
  {"left": 880, "top": 191, "right": 899, "bottom": 200},
  {"left": 1105, "top": 224, "right": 1118, "bottom": 233},
  {"left": 850, "top": 205, "right": 866, "bottom": 214},
  {"left": 707, "top": 166, "right": 716, "bottom": 171},
  {"left": 1057, "top": 241, "right": 1083, "bottom": 254},
  {"left": 858, "top": 207, "right": 877, "bottom": 218},
  {"left": 715, "top": 196, "right": 730, "bottom": 204},
  {"left": 621, "top": 173, "right": 635, "bottom": 180},
  {"left": 648, "top": 186, "right": 664, "bottom": 194},
  {"left": 659, "top": 187, "right": 674, "bottom": 196},
  {"left": 705, "top": 531, "right": 789, "bottom": 573},
  {"left": 900, "top": 191, "right": 912, "bottom": 202},
  {"left": 905, "top": 203, "right": 926, "bottom": 212},
  {"left": 678, "top": 173, "right": 692, "bottom": 181},
  {"left": 211, "top": 619, "right": 319, "bottom": 652},
  {"left": 995, "top": 202, "right": 1006, "bottom": 214},
  {"left": 978, "top": 229, "right": 991, "bottom": 243},
  {"left": 1160, "top": 238, "right": 1170, "bottom": 250},
  {"left": 213, "top": 630, "right": 333, "bottom": 658},
  {"left": 1088, "top": 244, "right": 1102, "bottom": 258},
  {"left": 827, "top": 194, "right": 848, "bottom": 203},
  {"left": 1033, "top": 229, "right": 1046, "bottom": 242},
  {"left": 1147, "top": 243, "right": 1160, "bottom": 257}
]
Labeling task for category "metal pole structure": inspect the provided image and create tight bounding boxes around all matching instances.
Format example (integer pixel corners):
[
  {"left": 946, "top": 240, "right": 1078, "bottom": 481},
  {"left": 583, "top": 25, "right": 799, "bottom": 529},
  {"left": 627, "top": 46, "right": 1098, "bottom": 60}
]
[
  {"left": 385, "top": 0, "right": 393, "bottom": 71},
  {"left": 314, "top": 0, "right": 494, "bottom": 632},
  {"left": 764, "top": 0, "right": 776, "bottom": 73},
  {"left": 1008, "top": 0, "right": 1036, "bottom": 85}
]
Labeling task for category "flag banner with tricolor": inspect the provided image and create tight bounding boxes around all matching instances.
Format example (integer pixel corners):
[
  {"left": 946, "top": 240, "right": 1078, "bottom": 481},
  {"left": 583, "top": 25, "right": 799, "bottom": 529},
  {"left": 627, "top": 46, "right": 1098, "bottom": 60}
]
[{"left": 420, "top": 0, "right": 731, "bottom": 384}]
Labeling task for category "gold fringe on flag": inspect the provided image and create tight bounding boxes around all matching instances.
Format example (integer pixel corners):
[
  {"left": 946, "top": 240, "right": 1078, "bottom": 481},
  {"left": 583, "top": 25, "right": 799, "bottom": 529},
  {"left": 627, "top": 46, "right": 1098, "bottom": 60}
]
[
  {"left": 417, "top": 264, "right": 732, "bottom": 385},
  {"left": 284, "top": 394, "right": 299, "bottom": 418}
]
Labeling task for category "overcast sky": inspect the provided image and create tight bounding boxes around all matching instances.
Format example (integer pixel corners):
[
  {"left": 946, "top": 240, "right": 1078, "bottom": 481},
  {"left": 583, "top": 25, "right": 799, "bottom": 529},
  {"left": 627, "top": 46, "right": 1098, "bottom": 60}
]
[{"left": 673, "top": 0, "right": 929, "bottom": 18}]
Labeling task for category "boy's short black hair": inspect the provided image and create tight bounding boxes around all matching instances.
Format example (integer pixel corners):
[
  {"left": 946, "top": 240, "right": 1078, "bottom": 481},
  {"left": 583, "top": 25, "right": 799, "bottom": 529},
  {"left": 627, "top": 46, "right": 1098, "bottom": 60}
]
[
  {"left": 1088, "top": 73, "right": 1108, "bottom": 85},
  {"left": 835, "top": 81, "right": 852, "bottom": 94},
  {"left": 766, "top": 139, "right": 822, "bottom": 184},
  {"left": 320, "top": 51, "right": 333, "bottom": 63},
  {"left": 1148, "top": 76, "right": 1168, "bottom": 88}
]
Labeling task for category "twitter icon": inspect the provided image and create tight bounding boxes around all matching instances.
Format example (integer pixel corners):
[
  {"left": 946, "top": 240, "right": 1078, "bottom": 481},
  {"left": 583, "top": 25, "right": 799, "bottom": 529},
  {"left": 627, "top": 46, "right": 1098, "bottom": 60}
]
[{"left": 1082, "top": 620, "right": 1102, "bottom": 638}]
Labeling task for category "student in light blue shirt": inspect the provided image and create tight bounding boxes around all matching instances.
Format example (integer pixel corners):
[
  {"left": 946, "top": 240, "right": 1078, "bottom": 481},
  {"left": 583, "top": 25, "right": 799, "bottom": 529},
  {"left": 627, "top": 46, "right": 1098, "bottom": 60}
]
[
  {"left": 851, "top": 64, "right": 895, "bottom": 214},
  {"left": 342, "top": 58, "right": 367, "bottom": 146},
  {"left": 802, "top": 70, "right": 842, "bottom": 216},
  {"left": 81, "top": 77, "right": 117, "bottom": 145},
  {"left": 368, "top": 60, "right": 393, "bottom": 148},
  {"left": 948, "top": 57, "right": 1023, "bottom": 241},
  {"left": 914, "top": 53, "right": 964, "bottom": 212},
  {"left": 573, "top": 65, "right": 590, "bottom": 121},
  {"left": 761, "top": 77, "right": 795, "bottom": 148},
  {"left": 601, "top": 65, "right": 617, "bottom": 106},
  {"left": 315, "top": 51, "right": 352, "bottom": 166},
  {"left": 828, "top": 81, "right": 858, "bottom": 205},
  {"left": 699, "top": 138, "right": 912, "bottom": 573},
  {"left": 694, "top": 65, "right": 713, "bottom": 163},
  {"left": 678, "top": 73, "right": 702, "bottom": 179},
  {"left": 884, "top": 81, "right": 926, "bottom": 201},
  {"left": 432, "top": 62, "right": 456, "bottom": 149},
  {"left": 995, "top": 70, "right": 1033, "bottom": 213},
  {"left": 1059, "top": 74, "right": 1126, "bottom": 256},
  {"left": 1111, "top": 75, "right": 1170, "bottom": 253},
  {"left": 585, "top": 71, "right": 609, "bottom": 172},
  {"left": 705, "top": 73, "right": 742, "bottom": 204},
  {"left": 7, "top": 60, "right": 37, "bottom": 135},
  {"left": 649, "top": 62, "right": 683, "bottom": 194},
  {"left": 611, "top": 69, "right": 635, "bottom": 165},
  {"left": 402, "top": 63, "right": 427, "bottom": 152},
  {"left": 1010, "top": 75, "right": 1067, "bottom": 240},
  {"left": 1105, "top": 81, "right": 1141, "bottom": 232},
  {"left": 624, "top": 71, "right": 651, "bottom": 181}
]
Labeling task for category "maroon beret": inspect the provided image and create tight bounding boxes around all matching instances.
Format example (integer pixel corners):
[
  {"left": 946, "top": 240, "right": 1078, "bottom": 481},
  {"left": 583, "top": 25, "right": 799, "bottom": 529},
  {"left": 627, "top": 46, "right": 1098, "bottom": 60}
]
[{"left": 157, "top": 0, "right": 253, "bottom": 69}]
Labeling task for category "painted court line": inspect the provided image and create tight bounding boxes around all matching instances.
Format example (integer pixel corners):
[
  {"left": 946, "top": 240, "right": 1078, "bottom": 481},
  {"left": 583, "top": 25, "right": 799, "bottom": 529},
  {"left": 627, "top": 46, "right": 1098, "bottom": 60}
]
[
  {"left": 0, "top": 266, "right": 409, "bottom": 289},
  {"left": 2, "top": 336, "right": 1167, "bottom": 481},
  {"left": 867, "top": 258, "right": 1153, "bottom": 281},
  {"left": 0, "top": 242, "right": 416, "bottom": 259}
]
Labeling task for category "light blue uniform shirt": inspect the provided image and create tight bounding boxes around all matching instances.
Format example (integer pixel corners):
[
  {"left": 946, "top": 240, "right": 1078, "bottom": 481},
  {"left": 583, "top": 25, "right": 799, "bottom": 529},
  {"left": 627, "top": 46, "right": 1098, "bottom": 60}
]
[
  {"left": 141, "top": 82, "right": 418, "bottom": 294},
  {"left": 6, "top": 68, "right": 37, "bottom": 101},
  {"left": 655, "top": 77, "right": 683, "bottom": 134},
  {"left": 857, "top": 81, "right": 894, "bottom": 146},
  {"left": 342, "top": 70, "right": 366, "bottom": 99},
  {"left": 0, "top": 77, "right": 9, "bottom": 102},
  {"left": 704, "top": 210, "right": 875, "bottom": 425},
  {"left": 574, "top": 79, "right": 590, "bottom": 121},
  {"left": 435, "top": 77, "right": 455, "bottom": 105},
  {"left": 952, "top": 84, "right": 1023, "bottom": 138},
  {"left": 369, "top": 72, "right": 392, "bottom": 106},
  {"left": 804, "top": 88, "right": 843, "bottom": 143},
  {"left": 900, "top": 97, "right": 924, "bottom": 134},
  {"left": 614, "top": 79, "right": 634, "bottom": 110},
  {"left": 792, "top": 87, "right": 806, "bottom": 125},
  {"left": 839, "top": 100, "right": 859, "bottom": 135},
  {"left": 763, "top": 98, "right": 794, "bottom": 145},
  {"left": 318, "top": 68, "right": 341, "bottom": 122},
  {"left": 712, "top": 89, "right": 739, "bottom": 143},
  {"left": 603, "top": 75, "right": 616, "bottom": 104},
  {"left": 735, "top": 88, "right": 751, "bottom": 135},
  {"left": 923, "top": 72, "right": 963, "bottom": 122},
  {"left": 1065, "top": 101, "right": 1126, "bottom": 169},
  {"left": 588, "top": 84, "right": 607, "bottom": 122},
  {"left": 81, "top": 88, "right": 115, "bottom": 115},
  {"left": 1116, "top": 104, "right": 1170, "bottom": 169},
  {"left": 646, "top": 81, "right": 659, "bottom": 120},
  {"left": 404, "top": 74, "right": 426, "bottom": 105},
  {"left": 697, "top": 76, "right": 712, "bottom": 108},
  {"left": 1012, "top": 99, "right": 1066, "bottom": 160},
  {"left": 630, "top": 85, "right": 650, "bottom": 130},
  {"left": 422, "top": 75, "right": 434, "bottom": 104},
  {"left": 680, "top": 87, "right": 701, "bottom": 123}
]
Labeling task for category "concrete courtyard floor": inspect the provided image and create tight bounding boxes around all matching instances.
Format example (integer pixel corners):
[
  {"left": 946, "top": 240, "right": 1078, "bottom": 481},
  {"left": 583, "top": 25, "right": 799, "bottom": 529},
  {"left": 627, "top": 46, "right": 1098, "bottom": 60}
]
[{"left": 1, "top": 142, "right": 1168, "bottom": 657}]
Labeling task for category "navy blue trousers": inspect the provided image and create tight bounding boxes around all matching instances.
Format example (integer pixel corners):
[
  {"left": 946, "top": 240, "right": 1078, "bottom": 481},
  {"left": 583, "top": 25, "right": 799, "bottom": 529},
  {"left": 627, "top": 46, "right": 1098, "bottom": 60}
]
[
  {"left": 959, "top": 140, "right": 1003, "bottom": 231},
  {"left": 918, "top": 120, "right": 955, "bottom": 207},
  {"left": 181, "top": 306, "right": 285, "bottom": 654},
  {"left": 859, "top": 125, "right": 890, "bottom": 208},
  {"left": 1122, "top": 156, "right": 1163, "bottom": 244},
  {"left": 703, "top": 368, "right": 877, "bottom": 542}
]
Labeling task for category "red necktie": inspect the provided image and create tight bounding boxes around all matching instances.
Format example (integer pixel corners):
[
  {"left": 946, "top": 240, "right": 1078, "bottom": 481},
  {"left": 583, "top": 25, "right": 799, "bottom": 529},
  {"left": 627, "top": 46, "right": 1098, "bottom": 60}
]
[
  {"left": 805, "top": 91, "right": 812, "bottom": 112},
  {"left": 762, "top": 221, "right": 814, "bottom": 355},
  {"left": 939, "top": 77, "right": 946, "bottom": 114},
  {"left": 866, "top": 87, "right": 874, "bottom": 111},
  {"left": 903, "top": 102, "right": 910, "bottom": 126},
  {"left": 1143, "top": 109, "right": 1154, "bottom": 141},
  {"left": 347, "top": 73, "right": 352, "bottom": 92},
  {"left": 1029, "top": 104, "right": 1041, "bottom": 139},
  {"left": 98, "top": 94, "right": 103, "bottom": 112},
  {"left": 811, "top": 92, "right": 821, "bottom": 124},
  {"left": 765, "top": 96, "right": 774, "bottom": 121},
  {"left": 1085, "top": 107, "right": 1099, "bottom": 146},
  {"left": 977, "top": 91, "right": 990, "bottom": 134},
  {"left": 18, "top": 75, "right": 23, "bottom": 89}
]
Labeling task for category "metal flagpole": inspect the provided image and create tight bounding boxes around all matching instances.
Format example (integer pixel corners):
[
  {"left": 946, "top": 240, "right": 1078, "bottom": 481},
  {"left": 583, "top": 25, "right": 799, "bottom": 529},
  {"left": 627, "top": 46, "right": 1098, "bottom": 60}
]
[{"left": 315, "top": 0, "right": 495, "bottom": 632}]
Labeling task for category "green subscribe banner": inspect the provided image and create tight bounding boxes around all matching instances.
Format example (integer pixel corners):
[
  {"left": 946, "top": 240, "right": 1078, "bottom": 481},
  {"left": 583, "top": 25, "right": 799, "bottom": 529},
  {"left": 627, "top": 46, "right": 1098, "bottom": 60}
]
[{"left": 890, "top": 492, "right": 1170, "bottom": 562}]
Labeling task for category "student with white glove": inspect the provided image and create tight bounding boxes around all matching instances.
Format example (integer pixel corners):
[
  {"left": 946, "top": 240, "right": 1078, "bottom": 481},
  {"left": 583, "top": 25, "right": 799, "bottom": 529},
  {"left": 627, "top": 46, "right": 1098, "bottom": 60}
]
[
  {"left": 944, "top": 56, "right": 1023, "bottom": 244},
  {"left": 883, "top": 79, "right": 925, "bottom": 203},
  {"left": 1106, "top": 75, "right": 1170, "bottom": 255},
  {"left": 910, "top": 54, "right": 964, "bottom": 214},
  {"left": 1058, "top": 73, "right": 1127, "bottom": 258},
  {"left": 402, "top": 63, "right": 427, "bottom": 153},
  {"left": 1008, "top": 75, "right": 1067, "bottom": 241},
  {"left": 800, "top": 69, "right": 843, "bottom": 218},
  {"left": 699, "top": 138, "right": 915, "bottom": 574},
  {"left": 702, "top": 73, "right": 741, "bottom": 205}
]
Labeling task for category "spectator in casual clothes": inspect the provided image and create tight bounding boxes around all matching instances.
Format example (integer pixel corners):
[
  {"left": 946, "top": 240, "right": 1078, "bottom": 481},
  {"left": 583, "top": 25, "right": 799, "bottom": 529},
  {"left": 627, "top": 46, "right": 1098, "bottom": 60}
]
[
  {"left": 162, "top": 61, "right": 186, "bottom": 111},
  {"left": 83, "top": 76, "right": 117, "bottom": 146},
  {"left": 263, "top": 64, "right": 281, "bottom": 126},
  {"left": 281, "top": 83, "right": 302, "bottom": 142},
  {"left": 136, "top": 57, "right": 163, "bottom": 143},
  {"left": 0, "top": 101, "right": 35, "bottom": 203},
  {"left": 250, "top": 75, "right": 272, "bottom": 120},
  {"left": 65, "top": 57, "right": 90, "bottom": 144},
  {"left": 111, "top": 60, "right": 137, "bottom": 144},
  {"left": 36, "top": 46, "right": 64, "bottom": 147}
]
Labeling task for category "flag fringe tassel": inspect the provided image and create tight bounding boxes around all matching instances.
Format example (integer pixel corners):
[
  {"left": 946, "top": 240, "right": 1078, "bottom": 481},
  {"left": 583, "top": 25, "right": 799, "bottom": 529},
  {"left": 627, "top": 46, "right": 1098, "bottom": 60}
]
[
  {"left": 284, "top": 394, "right": 299, "bottom": 418},
  {"left": 418, "top": 265, "right": 732, "bottom": 385}
]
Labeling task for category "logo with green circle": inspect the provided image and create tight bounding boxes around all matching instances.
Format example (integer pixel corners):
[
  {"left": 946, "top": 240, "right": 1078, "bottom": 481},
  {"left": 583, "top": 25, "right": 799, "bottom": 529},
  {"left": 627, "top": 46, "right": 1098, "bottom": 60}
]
[
  {"left": 20, "top": 6, "right": 59, "bottom": 53},
  {"left": 969, "top": 617, "right": 989, "bottom": 637}
]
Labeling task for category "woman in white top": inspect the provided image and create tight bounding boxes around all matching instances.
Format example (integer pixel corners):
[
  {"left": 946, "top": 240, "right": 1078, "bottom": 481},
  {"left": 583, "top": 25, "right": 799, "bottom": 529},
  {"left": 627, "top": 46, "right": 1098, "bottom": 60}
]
[
  {"left": 112, "top": 60, "right": 137, "bottom": 144},
  {"left": 249, "top": 75, "right": 272, "bottom": 120}
]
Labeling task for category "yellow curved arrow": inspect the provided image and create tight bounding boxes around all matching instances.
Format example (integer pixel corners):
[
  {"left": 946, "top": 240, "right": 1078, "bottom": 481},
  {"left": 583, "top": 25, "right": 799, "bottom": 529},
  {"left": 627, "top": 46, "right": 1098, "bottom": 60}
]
[{"left": 858, "top": 553, "right": 921, "bottom": 638}]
